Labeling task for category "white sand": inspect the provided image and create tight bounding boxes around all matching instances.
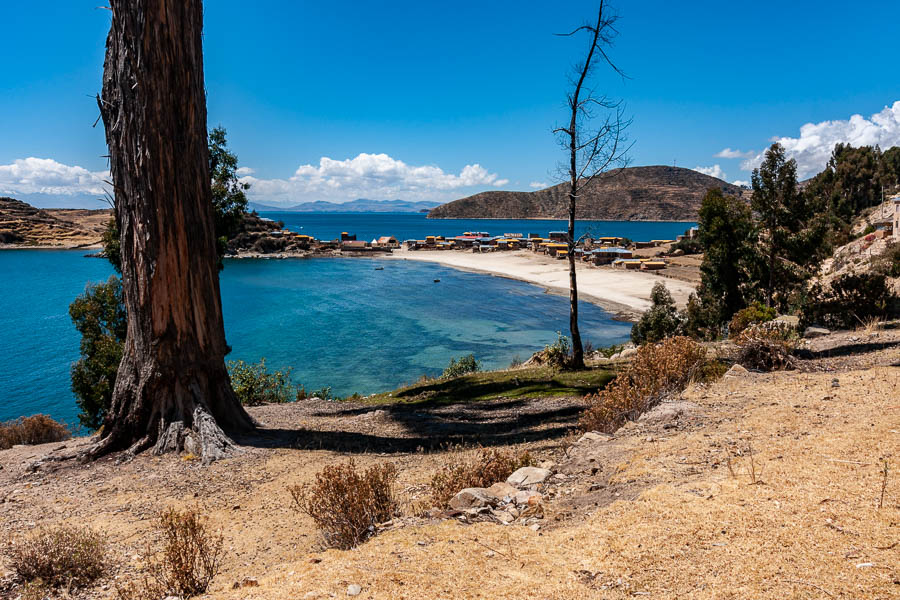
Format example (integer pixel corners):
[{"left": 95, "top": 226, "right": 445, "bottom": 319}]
[{"left": 389, "top": 249, "right": 696, "bottom": 319}]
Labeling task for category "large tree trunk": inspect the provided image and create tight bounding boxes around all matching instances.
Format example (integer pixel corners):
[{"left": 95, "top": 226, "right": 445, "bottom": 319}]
[{"left": 91, "top": 0, "right": 254, "bottom": 463}]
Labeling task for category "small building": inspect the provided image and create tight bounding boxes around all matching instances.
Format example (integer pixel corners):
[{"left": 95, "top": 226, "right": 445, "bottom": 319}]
[
  {"left": 641, "top": 261, "right": 667, "bottom": 271},
  {"left": 340, "top": 232, "right": 356, "bottom": 241},
  {"left": 374, "top": 235, "right": 399, "bottom": 248},
  {"left": 548, "top": 231, "right": 568, "bottom": 242},
  {"left": 341, "top": 240, "right": 369, "bottom": 250},
  {"left": 590, "top": 247, "right": 633, "bottom": 265},
  {"left": 613, "top": 258, "right": 642, "bottom": 270},
  {"left": 894, "top": 196, "right": 900, "bottom": 240}
]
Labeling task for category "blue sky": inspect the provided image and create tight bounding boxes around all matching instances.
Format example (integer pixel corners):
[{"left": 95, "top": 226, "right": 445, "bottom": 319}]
[{"left": 2, "top": 0, "right": 900, "bottom": 207}]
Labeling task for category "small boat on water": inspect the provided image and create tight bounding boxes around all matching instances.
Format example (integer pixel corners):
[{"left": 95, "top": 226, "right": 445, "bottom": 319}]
[
  {"left": 375, "top": 266, "right": 384, "bottom": 270},
  {"left": 433, "top": 279, "right": 440, "bottom": 283}
]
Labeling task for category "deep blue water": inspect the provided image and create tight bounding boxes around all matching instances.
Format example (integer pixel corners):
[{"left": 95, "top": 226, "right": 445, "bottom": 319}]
[
  {"left": 261, "top": 212, "right": 693, "bottom": 243},
  {"left": 0, "top": 215, "right": 694, "bottom": 426}
]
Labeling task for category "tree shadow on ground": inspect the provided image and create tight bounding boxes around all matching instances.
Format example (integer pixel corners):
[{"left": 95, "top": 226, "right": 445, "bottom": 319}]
[
  {"left": 796, "top": 340, "right": 900, "bottom": 360},
  {"left": 235, "top": 400, "right": 585, "bottom": 454}
]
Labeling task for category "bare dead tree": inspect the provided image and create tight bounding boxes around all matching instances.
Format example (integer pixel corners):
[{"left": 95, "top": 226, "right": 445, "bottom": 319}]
[
  {"left": 90, "top": 0, "right": 254, "bottom": 463},
  {"left": 554, "top": 1, "right": 630, "bottom": 369}
]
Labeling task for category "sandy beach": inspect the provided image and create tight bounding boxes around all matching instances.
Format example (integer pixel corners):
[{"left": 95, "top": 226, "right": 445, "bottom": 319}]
[{"left": 390, "top": 249, "right": 696, "bottom": 319}]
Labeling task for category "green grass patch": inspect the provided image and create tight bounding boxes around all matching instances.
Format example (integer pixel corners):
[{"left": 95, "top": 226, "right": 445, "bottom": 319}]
[{"left": 366, "top": 366, "right": 615, "bottom": 406}]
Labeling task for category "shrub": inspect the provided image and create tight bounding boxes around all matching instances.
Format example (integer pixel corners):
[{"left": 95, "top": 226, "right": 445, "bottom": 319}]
[
  {"left": 728, "top": 301, "right": 777, "bottom": 339},
  {"left": 442, "top": 354, "right": 481, "bottom": 379},
  {"left": 0, "top": 415, "right": 70, "bottom": 450},
  {"left": 69, "top": 276, "right": 126, "bottom": 429},
  {"left": 579, "top": 336, "right": 706, "bottom": 433},
  {"left": 593, "top": 343, "right": 624, "bottom": 359},
  {"left": 119, "top": 508, "right": 224, "bottom": 599},
  {"left": 290, "top": 460, "right": 398, "bottom": 549},
  {"left": 670, "top": 236, "right": 702, "bottom": 255},
  {"left": 874, "top": 241, "right": 900, "bottom": 278},
  {"left": 543, "top": 332, "right": 571, "bottom": 369},
  {"left": 429, "top": 447, "right": 535, "bottom": 508},
  {"left": 308, "top": 386, "right": 339, "bottom": 401},
  {"left": 801, "top": 271, "right": 898, "bottom": 329},
  {"left": 734, "top": 323, "right": 796, "bottom": 371},
  {"left": 7, "top": 525, "right": 109, "bottom": 588},
  {"left": 631, "top": 282, "right": 684, "bottom": 345},
  {"left": 227, "top": 358, "right": 295, "bottom": 406}
]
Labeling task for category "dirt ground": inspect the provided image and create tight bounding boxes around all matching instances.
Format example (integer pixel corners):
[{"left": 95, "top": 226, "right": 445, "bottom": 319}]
[{"left": 1, "top": 331, "right": 898, "bottom": 599}]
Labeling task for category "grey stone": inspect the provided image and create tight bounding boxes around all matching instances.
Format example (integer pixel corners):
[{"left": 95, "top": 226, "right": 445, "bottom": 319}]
[
  {"left": 619, "top": 348, "right": 638, "bottom": 359},
  {"left": 449, "top": 488, "right": 499, "bottom": 510},
  {"left": 803, "top": 326, "right": 830, "bottom": 339},
  {"left": 487, "top": 482, "right": 518, "bottom": 499},
  {"left": 513, "top": 490, "right": 542, "bottom": 506},
  {"left": 578, "top": 431, "right": 612, "bottom": 444},
  {"left": 347, "top": 584, "right": 362, "bottom": 596},
  {"left": 507, "top": 467, "right": 552, "bottom": 488}
]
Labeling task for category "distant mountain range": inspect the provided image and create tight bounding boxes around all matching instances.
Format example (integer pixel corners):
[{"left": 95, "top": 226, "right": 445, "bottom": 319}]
[
  {"left": 249, "top": 198, "right": 440, "bottom": 213},
  {"left": 427, "top": 166, "right": 747, "bottom": 221}
]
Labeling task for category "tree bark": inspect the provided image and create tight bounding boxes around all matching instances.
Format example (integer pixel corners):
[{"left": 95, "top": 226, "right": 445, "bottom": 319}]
[
  {"left": 568, "top": 184, "right": 585, "bottom": 370},
  {"left": 91, "top": 0, "right": 254, "bottom": 463}
]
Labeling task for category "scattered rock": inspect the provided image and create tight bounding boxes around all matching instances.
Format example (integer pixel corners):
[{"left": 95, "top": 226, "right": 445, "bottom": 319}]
[
  {"left": 487, "top": 482, "right": 518, "bottom": 499},
  {"left": 233, "top": 577, "right": 259, "bottom": 589},
  {"left": 529, "top": 523, "right": 541, "bottom": 531},
  {"left": 724, "top": 364, "right": 749, "bottom": 377},
  {"left": 513, "top": 490, "right": 542, "bottom": 505},
  {"left": 803, "top": 326, "right": 830, "bottom": 339},
  {"left": 619, "top": 348, "right": 638, "bottom": 359},
  {"left": 347, "top": 583, "right": 362, "bottom": 596},
  {"left": 449, "top": 488, "right": 499, "bottom": 510},
  {"left": 507, "top": 467, "right": 552, "bottom": 488},
  {"left": 578, "top": 431, "right": 612, "bottom": 444}
]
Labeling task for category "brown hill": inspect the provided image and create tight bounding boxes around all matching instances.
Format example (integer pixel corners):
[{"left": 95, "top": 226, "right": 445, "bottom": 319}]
[
  {"left": 0, "top": 197, "right": 110, "bottom": 247},
  {"left": 428, "top": 165, "right": 746, "bottom": 221}
]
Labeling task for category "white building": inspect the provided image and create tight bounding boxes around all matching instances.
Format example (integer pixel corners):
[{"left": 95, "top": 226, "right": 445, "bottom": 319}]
[{"left": 894, "top": 196, "right": 900, "bottom": 240}]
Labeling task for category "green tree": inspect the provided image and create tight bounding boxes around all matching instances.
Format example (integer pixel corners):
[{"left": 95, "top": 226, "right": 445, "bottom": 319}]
[
  {"left": 69, "top": 277, "right": 127, "bottom": 429},
  {"left": 209, "top": 125, "right": 250, "bottom": 265},
  {"left": 696, "top": 188, "right": 758, "bottom": 321},
  {"left": 631, "top": 282, "right": 683, "bottom": 345},
  {"left": 751, "top": 142, "right": 812, "bottom": 308},
  {"left": 882, "top": 146, "right": 900, "bottom": 188}
]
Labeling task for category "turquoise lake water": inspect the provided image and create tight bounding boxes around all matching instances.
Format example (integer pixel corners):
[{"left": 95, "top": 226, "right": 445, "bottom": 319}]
[{"left": 0, "top": 216, "right": 692, "bottom": 426}]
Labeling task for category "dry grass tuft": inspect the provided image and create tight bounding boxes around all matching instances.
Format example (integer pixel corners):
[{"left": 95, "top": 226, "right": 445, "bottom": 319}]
[
  {"left": 290, "top": 460, "right": 399, "bottom": 550},
  {"left": 429, "top": 447, "right": 535, "bottom": 508},
  {"left": 579, "top": 336, "right": 706, "bottom": 433},
  {"left": 734, "top": 322, "right": 797, "bottom": 371},
  {"left": 0, "top": 414, "right": 70, "bottom": 450},
  {"left": 117, "top": 507, "right": 223, "bottom": 599},
  {"left": 6, "top": 525, "right": 109, "bottom": 589}
]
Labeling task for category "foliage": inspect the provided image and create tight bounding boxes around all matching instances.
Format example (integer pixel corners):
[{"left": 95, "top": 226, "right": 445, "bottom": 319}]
[
  {"left": 734, "top": 323, "right": 797, "bottom": 371},
  {"left": 120, "top": 508, "right": 225, "bottom": 599},
  {"left": 7, "top": 525, "right": 109, "bottom": 588},
  {"left": 579, "top": 336, "right": 706, "bottom": 433},
  {"left": 728, "top": 302, "right": 777, "bottom": 339},
  {"left": 542, "top": 332, "right": 571, "bottom": 369},
  {"left": 442, "top": 354, "right": 482, "bottom": 379},
  {"left": 873, "top": 241, "right": 900, "bottom": 278},
  {"left": 100, "top": 212, "right": 122, "bottom": 273},
  {"left": 696, "top": 188, "right": 759, "bottom": 322},
  {"left": 209, "top": 126, "right": 251, "bottom": 266},
  {"left": 290, "top": 460, "right": 399, "bottom": 549},
  {"left": 593, "top": 343, "right": 624, "bottom": 359},
  {"left": 669, "top": 236, "right": 702, "bottom": 255},
  {"left": 0, "top": 415, "right": 70, "bottom": 450},
  {"left": 430, "top": 448, "right": 535, "bottom": 507},
  {"left": 631, "top": 282, "right": 683, "bottom": 344},
  {"left": 69, "top": 276, "right": 127, "bottom": 429},
  {"left": 308, "top": 386, "right": 339, "bottom": 401},
  {"left": 680, "top": 290, "right": 724, "bottom": 341},
  {"left": 227, "top": 358, "right": 295, "bottom": 406},
  {"left": 801, "top": 271, "right": 898, "bottom": 329}
]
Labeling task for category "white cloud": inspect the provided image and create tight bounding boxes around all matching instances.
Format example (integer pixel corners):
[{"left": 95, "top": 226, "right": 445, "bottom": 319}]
[
  {"left": 715, "top": 148, "right": 754, "bottom": 159},
  {"left": 732, "top": 179, "right": 750, "bottom": 188},
  {"left": 0, "top": 157, "right": 108, "bottom": 196},
  {"left": 235, "top": 166, "right": 255, "bottom": 176},
  {"left": 692, "top": 164, "right": 727, "bottom": 180},
  {"left": 740, "top": 101, "right": 900, "bottom": 178},
  {"left": 242, "top": 152, "right": 508, "bottom": 205},
  {"left": 529, "top": 181, "right": 547, "bottom": 189}
]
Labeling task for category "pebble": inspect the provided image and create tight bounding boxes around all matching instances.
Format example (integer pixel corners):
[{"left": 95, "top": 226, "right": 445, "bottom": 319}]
[{"left": 347, "top": 583, "right": 362, "bottom": 596}]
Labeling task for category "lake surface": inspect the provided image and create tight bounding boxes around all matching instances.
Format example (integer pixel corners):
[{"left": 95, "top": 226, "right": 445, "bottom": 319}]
[
  {"left": 261, "top": 212, "right": 693, "bottom": 243},
  {"left": 0, "top": 215, "right": 692, "bottom": 426}
]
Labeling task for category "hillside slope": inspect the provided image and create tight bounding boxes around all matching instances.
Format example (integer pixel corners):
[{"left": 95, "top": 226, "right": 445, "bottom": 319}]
[
  {"left": 428, "top": 166, "right": 746, "bottom": 221},
  {"left": 0, "top": 197, "right": 110, "bottom": 247}
]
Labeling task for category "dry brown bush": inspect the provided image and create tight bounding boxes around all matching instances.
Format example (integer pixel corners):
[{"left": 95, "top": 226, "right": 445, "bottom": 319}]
[
  {"left": 734, "top": 322, "right": 797, "bottom": 371},
  {"left": 0, "top": 414, "right": 70, "bottom": 450},
  {"left": 430, "top": 447, "right": 535, "bottom": 508},
  {"left": 7, "top": 525, "right": 109, "bottom": 589},
  {"left": 118, "top": 507, "right": 223, "bottom": 599},
  {"left": 290, "top": 460, "right": 399, "bottom": 550},
  {"left": 579, "top": 336, "right": 706, "bottom": 433}
]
